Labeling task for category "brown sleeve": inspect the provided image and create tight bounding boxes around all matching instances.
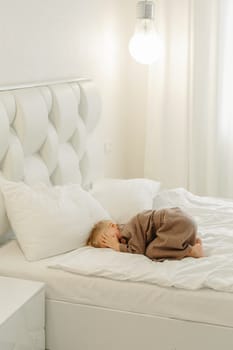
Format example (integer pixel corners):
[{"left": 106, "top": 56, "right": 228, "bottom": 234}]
[
  {"left": 119, "top": 239, "right": 145, "bottom": 254},
  {"left": 119, "top": 214, "right": 147, "bottom": 254},
  {"left": 119, "top": 243, "right": 129, "bottom": 253}
]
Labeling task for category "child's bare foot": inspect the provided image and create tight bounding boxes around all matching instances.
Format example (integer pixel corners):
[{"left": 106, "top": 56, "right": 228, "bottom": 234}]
[
  {"left": 196, "top": 237, "right": 202, "bottom": 245},
  {"left": 188, "top": 243, "right": 204, "bottom": 258}
]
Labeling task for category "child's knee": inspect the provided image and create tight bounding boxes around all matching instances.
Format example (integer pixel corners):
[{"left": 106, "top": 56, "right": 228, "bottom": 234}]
[
  {"left": 182, "top": 214, "right": 197, "bottom": 231},
  {"left": 171, "top": 208, "right": 196, "bottom": 227}
]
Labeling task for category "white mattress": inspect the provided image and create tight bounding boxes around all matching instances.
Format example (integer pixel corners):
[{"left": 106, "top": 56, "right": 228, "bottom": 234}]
[{"left": 0, "top": 239, "right": 233, "bottom": 328}]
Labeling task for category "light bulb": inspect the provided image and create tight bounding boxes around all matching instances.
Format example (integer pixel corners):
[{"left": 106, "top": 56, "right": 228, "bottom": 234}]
[{"left": 129, "top": 1, "right": 163, "bottom": 65}]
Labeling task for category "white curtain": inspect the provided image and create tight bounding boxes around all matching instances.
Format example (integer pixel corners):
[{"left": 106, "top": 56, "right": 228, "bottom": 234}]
[
  {"left": 145, "top": 0, "right": 191, "bottom": 190},
  {"left": 215, "top": 0, "right": 233, "bottom": 197},
  {"left": 144, "top": 0, "right": 233, "bottom": 198}
]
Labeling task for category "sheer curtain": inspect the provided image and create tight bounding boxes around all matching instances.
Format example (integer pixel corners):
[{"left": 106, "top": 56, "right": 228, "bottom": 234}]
[
  {"left": 145, "top": 0, "right": 191, "bottom": 190},
  {"left": 144, "top": 0, "right": 233, "bottom": 198},
  {"left": 215, "top": 0, "right": 233, "bottom": 197}
]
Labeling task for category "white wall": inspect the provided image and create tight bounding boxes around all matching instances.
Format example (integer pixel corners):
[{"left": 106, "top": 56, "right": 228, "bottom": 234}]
[{"left": 0, "top": 0, "right": 149, "bottom": 179}]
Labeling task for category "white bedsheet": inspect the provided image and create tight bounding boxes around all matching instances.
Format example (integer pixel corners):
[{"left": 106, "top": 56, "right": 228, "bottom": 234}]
[{"left": 49, "top": 188, "right": 233, "bottom": 293}]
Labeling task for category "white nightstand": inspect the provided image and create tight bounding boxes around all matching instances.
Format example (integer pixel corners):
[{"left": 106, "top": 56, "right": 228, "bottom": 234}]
[{"left": 0, "top": 276, "right": 45, "bottom": 350}]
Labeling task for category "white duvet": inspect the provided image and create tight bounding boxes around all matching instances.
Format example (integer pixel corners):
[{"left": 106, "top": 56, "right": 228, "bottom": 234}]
[{"left": 49, "top": 188, "right": 233, "bottom": 292}]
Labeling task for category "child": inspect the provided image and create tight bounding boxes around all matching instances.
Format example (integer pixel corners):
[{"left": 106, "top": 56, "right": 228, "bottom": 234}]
[{"left": 87, "top": 208, "right": 204, "bottom": 260}]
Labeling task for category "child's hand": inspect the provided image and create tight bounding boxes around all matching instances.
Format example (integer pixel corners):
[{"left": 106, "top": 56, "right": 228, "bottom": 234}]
[{"left": 101, "top": 233, "right": 120, "bottom": 251}]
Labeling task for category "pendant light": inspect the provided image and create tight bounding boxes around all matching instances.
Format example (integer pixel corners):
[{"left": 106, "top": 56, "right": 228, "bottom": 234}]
[{"left": 129, "top": 0, "right": 163, "bottom": 64}]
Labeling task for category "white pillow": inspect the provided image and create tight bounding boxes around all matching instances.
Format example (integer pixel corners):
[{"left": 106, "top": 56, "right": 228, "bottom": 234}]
[
  {"left": 0, "top": 180, "right": 110, "bottom": 261},
  {"left": 91, "top": 178, "right": 161, "bottom": 223}
]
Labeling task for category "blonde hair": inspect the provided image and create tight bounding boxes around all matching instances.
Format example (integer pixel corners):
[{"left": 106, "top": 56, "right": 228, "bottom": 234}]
[{"left": 87, "top": 220, "right": 112, "bottom": 247}]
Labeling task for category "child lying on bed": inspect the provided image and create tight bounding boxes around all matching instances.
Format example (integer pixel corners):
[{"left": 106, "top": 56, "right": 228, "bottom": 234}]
[{"left": 87, "top": 208, "right": 204, "bottom": 260}]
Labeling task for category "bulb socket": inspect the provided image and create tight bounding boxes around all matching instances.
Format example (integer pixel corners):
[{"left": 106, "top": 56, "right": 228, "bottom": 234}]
[{"left": 136, "top": 1, "right": 155, "bottom": 20}]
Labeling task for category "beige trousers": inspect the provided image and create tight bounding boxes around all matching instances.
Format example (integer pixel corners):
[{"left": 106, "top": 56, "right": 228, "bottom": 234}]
[{"left": 145, "top": 208, "right": 197, "bottom": 260}]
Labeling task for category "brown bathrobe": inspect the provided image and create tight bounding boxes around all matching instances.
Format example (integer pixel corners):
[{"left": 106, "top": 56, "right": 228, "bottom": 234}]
[{"left": 118, "top": 208, "right": 197, "bottom": 260}]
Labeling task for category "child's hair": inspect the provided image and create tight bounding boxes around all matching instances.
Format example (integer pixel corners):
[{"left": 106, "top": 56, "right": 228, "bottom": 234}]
[{"left": 87, "top": 220, "right": 112, "bottom": 247}]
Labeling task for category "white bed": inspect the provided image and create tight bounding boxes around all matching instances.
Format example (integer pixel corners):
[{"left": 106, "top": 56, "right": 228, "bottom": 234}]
[
  {"left": 2, "top": 239, "right": 233, "bottom": 328},
  {"left": 0, "top": 79, "right": 233, "bottom": 350},
  {"left": 1, "top": 239, "right": 233, "bottom": 350}
]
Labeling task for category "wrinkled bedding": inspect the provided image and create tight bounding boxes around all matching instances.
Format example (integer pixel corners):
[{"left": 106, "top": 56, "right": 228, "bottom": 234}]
[{"left": 49, "top": 188, "right": 233, "bottom": 292}]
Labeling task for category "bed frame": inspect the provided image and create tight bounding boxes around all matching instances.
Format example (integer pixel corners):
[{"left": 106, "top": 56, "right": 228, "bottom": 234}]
[
  {"left": 0, "top": 79, "right": 233, "bottom": 350},
  {"left": 46, "top": 299, "right": 233, "bottom": 350}
]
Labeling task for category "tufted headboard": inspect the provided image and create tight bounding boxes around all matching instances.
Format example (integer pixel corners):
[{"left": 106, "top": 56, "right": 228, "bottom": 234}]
[{"left": 0, "top": 79, "right": 102, "bottom": 237}]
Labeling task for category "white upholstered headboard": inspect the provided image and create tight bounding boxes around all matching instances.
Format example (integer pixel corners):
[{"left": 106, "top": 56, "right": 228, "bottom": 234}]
[{"left": 0, "top": 79, "right": 101, "bottom": 237}]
